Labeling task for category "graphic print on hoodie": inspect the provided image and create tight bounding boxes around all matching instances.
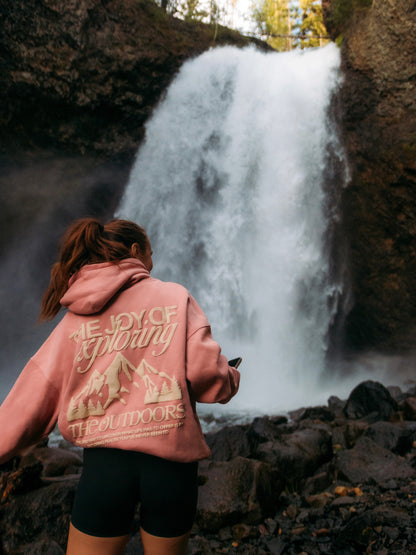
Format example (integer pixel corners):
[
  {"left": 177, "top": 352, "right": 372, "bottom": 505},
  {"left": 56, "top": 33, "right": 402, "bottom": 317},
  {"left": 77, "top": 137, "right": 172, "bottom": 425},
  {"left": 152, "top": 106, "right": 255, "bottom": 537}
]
[{"left": 0, "top": 258, "right": 239, "bottom": 464}]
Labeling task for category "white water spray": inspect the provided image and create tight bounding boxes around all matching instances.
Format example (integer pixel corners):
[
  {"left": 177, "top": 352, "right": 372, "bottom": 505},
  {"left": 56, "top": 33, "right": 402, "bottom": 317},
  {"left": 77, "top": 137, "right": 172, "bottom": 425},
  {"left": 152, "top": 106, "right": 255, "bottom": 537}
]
[{"left": 118, "top": 44, "right": 348, "bottom": 416}]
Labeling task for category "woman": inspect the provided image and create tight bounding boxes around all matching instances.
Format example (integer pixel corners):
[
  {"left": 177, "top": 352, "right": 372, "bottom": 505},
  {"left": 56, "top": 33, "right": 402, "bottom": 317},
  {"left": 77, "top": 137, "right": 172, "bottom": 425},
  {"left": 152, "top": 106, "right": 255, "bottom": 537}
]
[{"left": 0, "top": 218, "right": 240, "bottom": 555}]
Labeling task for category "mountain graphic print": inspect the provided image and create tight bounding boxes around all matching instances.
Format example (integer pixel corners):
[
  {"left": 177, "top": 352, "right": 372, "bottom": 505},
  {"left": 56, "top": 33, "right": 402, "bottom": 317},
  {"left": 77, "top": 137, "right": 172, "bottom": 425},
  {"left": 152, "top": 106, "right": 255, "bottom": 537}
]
[{"left": 67, "top": 354, "right": 182, "bottom": 422}]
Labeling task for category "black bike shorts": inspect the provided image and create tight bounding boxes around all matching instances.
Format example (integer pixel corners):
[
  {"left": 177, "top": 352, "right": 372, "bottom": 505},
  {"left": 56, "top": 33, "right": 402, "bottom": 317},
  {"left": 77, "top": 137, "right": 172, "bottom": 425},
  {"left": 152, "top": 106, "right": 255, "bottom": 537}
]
[{"left": 71, "top": 447, "right": 198, "bottom": 538}]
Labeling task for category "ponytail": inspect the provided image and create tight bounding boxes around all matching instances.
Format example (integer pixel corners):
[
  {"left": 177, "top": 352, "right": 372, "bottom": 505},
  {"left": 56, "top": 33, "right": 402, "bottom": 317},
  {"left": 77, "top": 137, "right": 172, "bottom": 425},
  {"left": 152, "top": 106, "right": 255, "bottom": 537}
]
[{"left": 39, "top": 218, "right": 148, "bottom": 322}]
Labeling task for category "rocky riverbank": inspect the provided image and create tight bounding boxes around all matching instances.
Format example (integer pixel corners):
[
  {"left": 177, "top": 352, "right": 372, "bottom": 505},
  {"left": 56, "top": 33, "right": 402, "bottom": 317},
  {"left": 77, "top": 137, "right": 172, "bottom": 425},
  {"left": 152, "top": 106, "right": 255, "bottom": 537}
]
[{"left": 2, "top": 379, "right": 416, "bottom": 554}]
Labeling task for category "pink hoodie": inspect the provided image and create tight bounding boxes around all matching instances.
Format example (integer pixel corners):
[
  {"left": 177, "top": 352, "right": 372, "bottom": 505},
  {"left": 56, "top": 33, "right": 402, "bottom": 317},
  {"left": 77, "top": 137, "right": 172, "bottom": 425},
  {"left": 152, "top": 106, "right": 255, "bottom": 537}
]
[{"left": 0, "top": 259, "right": 240, "bottom": 463}]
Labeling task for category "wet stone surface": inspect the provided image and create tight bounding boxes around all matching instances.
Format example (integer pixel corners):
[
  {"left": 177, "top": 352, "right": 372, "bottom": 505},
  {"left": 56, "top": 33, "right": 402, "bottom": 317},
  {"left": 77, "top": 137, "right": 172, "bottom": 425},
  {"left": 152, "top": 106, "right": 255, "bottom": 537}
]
[{"left": 1, "top": 380, "right": 416, "bottom": 553}]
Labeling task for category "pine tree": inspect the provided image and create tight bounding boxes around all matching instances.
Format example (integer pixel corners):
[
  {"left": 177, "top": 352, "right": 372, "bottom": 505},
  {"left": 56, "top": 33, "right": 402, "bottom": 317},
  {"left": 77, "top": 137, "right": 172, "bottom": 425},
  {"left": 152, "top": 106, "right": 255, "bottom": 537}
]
[
  {"left": 161, "top": 382, "right": 170, "bottom": 395},
  {"left": 67, "top": 398, "right": 78, "bottom": 422}
]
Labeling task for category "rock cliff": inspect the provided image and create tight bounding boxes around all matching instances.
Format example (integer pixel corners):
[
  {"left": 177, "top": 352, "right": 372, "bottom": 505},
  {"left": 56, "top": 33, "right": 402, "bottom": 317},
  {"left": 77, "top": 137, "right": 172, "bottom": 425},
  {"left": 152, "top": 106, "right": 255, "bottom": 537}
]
[
  {"left": 0, "top": 0, "right": 267, "bottom": 380},
  {"left": 323, "top": 0, "right": 416, "bottom": 351},
  {"left": 0, "top": 0, "right": 264, "bottom": 155},
  {"left": 1, "top": 0, "right": 415, "bottom": 371}
]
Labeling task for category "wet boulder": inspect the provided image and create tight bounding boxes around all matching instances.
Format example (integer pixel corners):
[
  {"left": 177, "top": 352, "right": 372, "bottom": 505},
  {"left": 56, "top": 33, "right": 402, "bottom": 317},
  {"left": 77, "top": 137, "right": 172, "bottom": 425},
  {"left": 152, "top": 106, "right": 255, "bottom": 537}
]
[
  {"left": 335, "top": 436, "right": 415, "bottom": 485},
  {"left": 205, "top": 425, "right": 251, "bottom": 461},
  {"left": 363, "top": 420, "right": 416, "bottom": 455},
  {"left": 0, "top": 476, "right": 79, "bottom": 552},
  {"left": 196, "top": 456, "right": 280, "bottom": 531},
  {"left": 403, "top": 397, "right": 416, "bottom": 421},
  {"left": 20, "top": 447, "right": 83, "bottom": 478},
  {"left": 246, "top": 415, "right": 289, "bottom": 447},
  {"left": 343, "top": 380, "right": 398, "bottom": 421},
  {"left": 254, "top": 427, "right": 333, "bottom": 488},
  {"left": 10, "top": 539, "right": 65, "bottom": 555},
  {"left": 334, "top": 506, "right": 411, "bottom": 552}
]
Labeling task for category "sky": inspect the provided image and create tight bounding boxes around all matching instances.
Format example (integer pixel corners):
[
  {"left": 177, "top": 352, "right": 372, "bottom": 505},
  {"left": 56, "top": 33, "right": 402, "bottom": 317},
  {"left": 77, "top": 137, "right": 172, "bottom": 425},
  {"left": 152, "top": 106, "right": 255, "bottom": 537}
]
[{"left": 218, "top": 0, "right": 257, "bottom": 33}]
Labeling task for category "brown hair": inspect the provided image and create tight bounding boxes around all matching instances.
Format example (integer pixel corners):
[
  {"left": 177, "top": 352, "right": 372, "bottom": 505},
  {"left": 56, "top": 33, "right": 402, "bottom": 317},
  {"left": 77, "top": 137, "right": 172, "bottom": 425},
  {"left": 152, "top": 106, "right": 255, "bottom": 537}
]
[{"left": 39, "top": 218, "right": 148, "bottom": 322}]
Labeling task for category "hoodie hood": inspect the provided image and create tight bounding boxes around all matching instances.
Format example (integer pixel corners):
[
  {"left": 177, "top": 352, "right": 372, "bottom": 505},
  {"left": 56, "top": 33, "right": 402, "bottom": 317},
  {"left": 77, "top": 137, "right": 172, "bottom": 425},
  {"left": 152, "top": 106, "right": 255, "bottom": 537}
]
[{"left": 60, "top": 258, "right": 150, "bottom": 315}]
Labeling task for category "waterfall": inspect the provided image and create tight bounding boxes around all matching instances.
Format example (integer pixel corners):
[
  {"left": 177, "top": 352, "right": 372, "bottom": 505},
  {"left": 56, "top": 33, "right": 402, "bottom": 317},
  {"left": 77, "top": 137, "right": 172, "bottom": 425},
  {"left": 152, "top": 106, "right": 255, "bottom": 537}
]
[{"left": 117, "top": 43, "right": 348, "bottom": 416}]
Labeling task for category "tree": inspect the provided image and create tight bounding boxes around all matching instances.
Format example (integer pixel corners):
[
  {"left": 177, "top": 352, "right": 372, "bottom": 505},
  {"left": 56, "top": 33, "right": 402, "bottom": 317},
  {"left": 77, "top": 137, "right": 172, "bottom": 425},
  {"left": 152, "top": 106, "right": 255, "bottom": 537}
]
[
  {"left": 180, "top": 0, "right": 209, "bottom": 20},
  {"left": 293, "top": 0, "right": 329, "bottom": 48},
  {"left": 251, "top": 0, "right": 330, "bottom": 51},
  {"left": 173, "top": 0, "right": 223, "bottom": 23},
  {"left": 252, "top": 0, "right": 293, "bottom": 51}
]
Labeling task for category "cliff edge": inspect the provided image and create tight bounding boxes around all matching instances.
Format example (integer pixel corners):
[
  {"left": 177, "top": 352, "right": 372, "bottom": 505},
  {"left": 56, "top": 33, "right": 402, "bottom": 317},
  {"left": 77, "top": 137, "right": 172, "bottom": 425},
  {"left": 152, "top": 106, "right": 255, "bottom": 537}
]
[
  {"left": 324, "top": 0, "right": 416, "bottom": 351},
  {"left": 0, "top": 0, "right": 265, "bottom": 155},
  {"left": 0, "top": 0, "right": 267, "bottom": 378}
]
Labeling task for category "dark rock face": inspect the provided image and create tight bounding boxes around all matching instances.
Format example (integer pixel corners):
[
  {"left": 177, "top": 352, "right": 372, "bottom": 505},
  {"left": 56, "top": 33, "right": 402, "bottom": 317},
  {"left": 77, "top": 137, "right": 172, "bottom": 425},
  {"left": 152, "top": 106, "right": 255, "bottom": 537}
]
[
  {"left": 0, "top": 0, "right": 266, "bottom": 155},
  {"left": 3, "top": 380, "right": 416, "bottom": 554},
  {"left": 0, "top": 1, "right": 268, "bottom": 388},
  {"left": 324, "top": 0, "right": 416, "bottom": 350}
]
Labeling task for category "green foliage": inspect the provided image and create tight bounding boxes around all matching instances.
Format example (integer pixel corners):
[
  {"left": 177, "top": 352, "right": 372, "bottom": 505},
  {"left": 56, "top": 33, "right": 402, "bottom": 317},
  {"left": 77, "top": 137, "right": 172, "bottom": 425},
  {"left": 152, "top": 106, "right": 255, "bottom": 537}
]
[
  {"left": 154, "top": 0, "right": 224, "bottom": 23},
  {"left": 181, "top": 0, "right": 209, "bottom": 21},
  {"left": 252, "top": 0, "right": 292, "bottom": 51},
  {"left": 335, "top": 33, "right": 343, "bottom": 46},
  {"left": 251, "top": 0, "right": 330, "bottom": 51},
  {"left": 296, "top": 0, "right": 329, "bottom": 49}
]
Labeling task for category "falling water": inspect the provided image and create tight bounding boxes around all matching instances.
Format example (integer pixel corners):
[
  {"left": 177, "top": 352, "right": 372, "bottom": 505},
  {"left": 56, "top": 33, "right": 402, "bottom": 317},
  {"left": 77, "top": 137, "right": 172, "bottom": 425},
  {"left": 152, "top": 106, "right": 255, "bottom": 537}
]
[{"left": 117, "top": 44, "right": 348, "bottom": 416}]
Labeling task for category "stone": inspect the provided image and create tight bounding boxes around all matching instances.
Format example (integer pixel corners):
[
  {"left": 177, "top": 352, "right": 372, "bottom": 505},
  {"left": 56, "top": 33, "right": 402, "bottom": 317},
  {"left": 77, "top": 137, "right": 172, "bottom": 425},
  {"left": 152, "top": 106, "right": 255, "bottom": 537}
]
[
  {"left": 285, "top": 504, "right": 298, "bottom": 519},
  {"left": 11, "top": 539, "right": 65, "bottom": 555},
  {"left": 334, "top": 485, "right": 349, "bottom": 497},
  {"left": 331, "top": 496, "right": 355, "bottom": 507},
  {"left": 343, "top": 420, "right": 369, "bottom": 448},
  {"left": 343, "top": 380, "right": 398, "bottom": 421},
  {"left": 0, "top": 476, "right": 79, "bottom": 552},
  {"left": 20, "top": 447, "right": 83, "bottom": 477},
  {"left": 205, "top": 425, "right": 251, "bottom": 461},
  {"left": 334, "top": 506, "right": 411, "bottom": 550},
  {"left": 247, "top": 415, "right": 289, "bottom": 445},
  {"left": 387, "top": 385, "right": 403, "bottom": 401},
  {"left": 328, "top": 395, "right": 346, "bottom": 415},
  {"left": 403, "top": 397, "right": 416, "bottom": 421},
  {"left": 218, "top": 527, "right": 233, "bottom": 540},
  {"left": 264, "top": 537, "right": 287, "bottom": 555},
  {"left": 306, "top": 492, "right": 334, "bottom": 509},
  {"left": 263, "top": 517, "right": 277, "bottom": 536},
  {"left": 335, "top": 436, "right": 415, "bottom": 485},
  {"left": 255, "top": 427, "right": 333, "bottom": 487},
  {"left": 315, "top": 528, "right": 330, "bottom": 537},
  {"left": 363, "top": 420, "right": 416, "bottom": 455},
  {"left": 4, "top": 381, "right": 416, "bottom": 552},
  {"left": 187, "top": 535, "right": 214, "bottom": 555},
  {"left": 232, "top": 523, "right": 257, "bottom": 541},
  {"left": 0, "top": 462, "right": 43, "bottom": 502},
  {"left": 303, "top": 470, "right": 333, "bottom": 495},
  {"left": 196, "top": 456, "right": 279, "bottom": 531},
  {"left": 297, "top": 406, "right": 335, "bottom": 422}
]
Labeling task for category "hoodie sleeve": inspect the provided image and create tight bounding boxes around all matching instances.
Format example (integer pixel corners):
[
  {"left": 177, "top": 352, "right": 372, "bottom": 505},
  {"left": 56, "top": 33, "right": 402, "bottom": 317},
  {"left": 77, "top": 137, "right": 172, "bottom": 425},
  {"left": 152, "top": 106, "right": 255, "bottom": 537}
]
[
  {"left": 0, "top": 317, "right": 70, "bottom": 464},
  {"left": 0, "top": 359, "right": 61, "bottom": 464},
  {"left": 185, "top": 296, "right": 240, "bottom": 404}
]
